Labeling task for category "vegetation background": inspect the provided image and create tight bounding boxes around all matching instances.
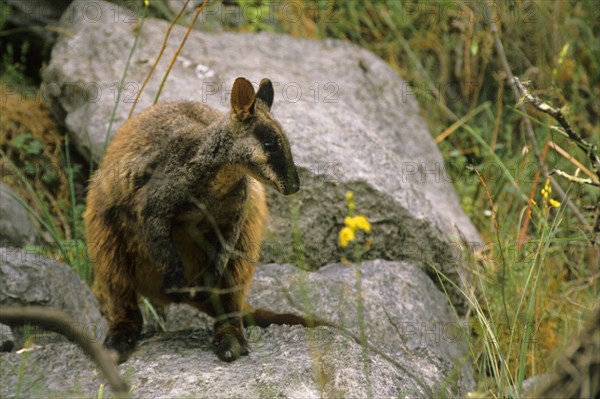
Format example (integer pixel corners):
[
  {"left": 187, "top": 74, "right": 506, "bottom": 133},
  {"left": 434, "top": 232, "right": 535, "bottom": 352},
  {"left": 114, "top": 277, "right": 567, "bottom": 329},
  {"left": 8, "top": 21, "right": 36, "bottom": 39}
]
[{"left": 1, "top": 0, "right": 598, "bottom": 397}]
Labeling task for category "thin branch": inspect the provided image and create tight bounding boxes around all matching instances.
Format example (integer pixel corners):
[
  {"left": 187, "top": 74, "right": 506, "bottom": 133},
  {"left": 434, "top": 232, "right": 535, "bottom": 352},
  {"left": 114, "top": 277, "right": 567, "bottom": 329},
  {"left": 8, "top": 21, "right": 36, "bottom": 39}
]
[
  {"left": 165, "top": 285, "right": 244, "bottom": 295},
  {"left": 484, "top": 0, "right": 588, "bottom": 227},
  {"left": 548, "top": 171, "right": 587, "bottom": 226},
  {"left": 128, "top": 0, "right": 192, "bottom": 118},
  {"left": 106, "top": 1, "right": 149, "bottom": 146},
  {"left": 548, "top": 141, "right": 598, "bottom": 183},
  {"left": 550, "top": 169, "right": 600, "bottom": 188},
  {"left": 514, "top": 77, "right": 600, "bottom": 181},
  {"left": 153, "top": 0, "right": 209, "bottom": 105},
  {"left": 0, "top": 307, "right": 130, "bottom": 397}
]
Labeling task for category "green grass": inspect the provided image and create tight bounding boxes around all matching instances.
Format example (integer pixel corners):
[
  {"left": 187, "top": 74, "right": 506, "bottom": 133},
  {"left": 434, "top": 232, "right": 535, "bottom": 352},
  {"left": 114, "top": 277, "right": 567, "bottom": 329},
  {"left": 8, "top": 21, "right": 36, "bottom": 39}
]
[{"left": 0, "top": 118, "right": 91, "bottom": 282}]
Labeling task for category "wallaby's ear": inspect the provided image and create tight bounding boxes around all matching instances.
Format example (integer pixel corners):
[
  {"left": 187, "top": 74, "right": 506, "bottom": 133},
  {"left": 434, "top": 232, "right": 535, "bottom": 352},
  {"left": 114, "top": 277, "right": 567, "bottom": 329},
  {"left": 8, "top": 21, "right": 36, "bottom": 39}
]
[
  {"left": 255, "top": 78, "right": 274, "bottom": 110},
  {"left": 231, "top": 77, "right": 256, "bottom": 120}
]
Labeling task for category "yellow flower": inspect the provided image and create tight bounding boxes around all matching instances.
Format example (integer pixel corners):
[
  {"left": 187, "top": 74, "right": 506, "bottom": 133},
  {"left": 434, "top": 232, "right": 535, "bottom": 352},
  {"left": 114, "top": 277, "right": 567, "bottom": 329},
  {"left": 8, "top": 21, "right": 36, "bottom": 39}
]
[
  {"left": 344, "top": 216, "right": 356, "bottom": 229},
  {"left": 338, "top": 193, "right": 372, "bottom": 250},
  {"left": 541, "top": 179, "right": 552, "bottom": 198},
  {"left": 355, "top": 215, "right": 372, "bottom": 233},
  {"left": 344, "top": 215, "right": 372, "bottom": 233},
  {"left": 549, "top": 199, "right": 561, "bottom": 208},
  {"left": 345, "top": 191, "right": 355, "bottom": 213},
  {"left": 355, "top": 216, "right": 371, "bottom": 233},
  {"left": 338, "top": 226, "right": 355, "bottom": 248}
]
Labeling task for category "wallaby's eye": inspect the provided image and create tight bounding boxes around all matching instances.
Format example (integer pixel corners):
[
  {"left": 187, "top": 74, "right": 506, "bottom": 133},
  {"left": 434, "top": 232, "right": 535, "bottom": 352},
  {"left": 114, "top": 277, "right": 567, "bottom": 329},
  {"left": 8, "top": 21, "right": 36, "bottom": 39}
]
[{"left": 263, "top": 140, "right": 279, "bottom": 153}]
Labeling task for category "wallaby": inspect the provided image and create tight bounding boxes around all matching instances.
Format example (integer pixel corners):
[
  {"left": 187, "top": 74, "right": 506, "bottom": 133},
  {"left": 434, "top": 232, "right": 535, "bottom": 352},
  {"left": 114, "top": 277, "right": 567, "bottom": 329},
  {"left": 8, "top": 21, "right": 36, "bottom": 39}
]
[{"left": 85, "top": 77, "right": 327, "bottom": 362}]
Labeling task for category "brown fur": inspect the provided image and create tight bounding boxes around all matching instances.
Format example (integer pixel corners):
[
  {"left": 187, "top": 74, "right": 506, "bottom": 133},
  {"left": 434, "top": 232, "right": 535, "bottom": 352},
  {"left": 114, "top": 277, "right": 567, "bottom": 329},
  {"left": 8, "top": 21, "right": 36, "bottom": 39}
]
[{"left": 85, "top": 78, "right": 314, "bottom": 362}]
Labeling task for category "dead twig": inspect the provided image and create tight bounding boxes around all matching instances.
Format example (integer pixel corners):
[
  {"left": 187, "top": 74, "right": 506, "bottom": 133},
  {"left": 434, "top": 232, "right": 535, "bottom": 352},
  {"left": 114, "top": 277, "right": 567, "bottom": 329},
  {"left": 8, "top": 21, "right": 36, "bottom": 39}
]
[
  {"left": 551, "top": 169, "right": 599, "bottom": 188},
  {"left": 548, "top": 141, "right": 598, "bottom": 183},
  {"left": 128, "top": 0, "right": 192, "bottom": 118},
  {"left": 514, "top": 77, "right": 600, "bottom": 183},
  {"left": 0, "top": 306, "right": 130, "bottom": 398}
]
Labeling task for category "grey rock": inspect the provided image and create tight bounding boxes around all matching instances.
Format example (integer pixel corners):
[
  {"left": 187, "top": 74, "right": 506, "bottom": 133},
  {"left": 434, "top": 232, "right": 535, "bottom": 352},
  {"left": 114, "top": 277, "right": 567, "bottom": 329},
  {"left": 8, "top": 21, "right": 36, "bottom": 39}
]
[
  {"left": 42, "top": 0, "right": 480, "bottom": 310},
  {"left": 0, "top": 248, "right": 107, "bottom": 348},
  {"left": 0, "top": 260, "right": 474, "bottom": 398},
  {"left": 0, "top": 324, "right": 14, "bottom": 352},
  {"left": 0, "top": 183, "right": 39, "bottom": 248},
  {"left": 250, "top": 260, "right": 475, "bottom": 395},
  {"left": 0, "top": 327, "right": 420, "bottom": 398}
]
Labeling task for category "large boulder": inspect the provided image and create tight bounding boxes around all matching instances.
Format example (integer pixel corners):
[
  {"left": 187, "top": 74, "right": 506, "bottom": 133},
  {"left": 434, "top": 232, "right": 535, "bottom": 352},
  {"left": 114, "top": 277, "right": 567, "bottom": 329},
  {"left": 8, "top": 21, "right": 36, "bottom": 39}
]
[
  {"left": 41, "top": 1, "right": 480, "bottom": 307},
  {"left": 0, "top": 248, "right": 107, "bottom": 347},
  {"left": 250, "top": 260, "right": 475, "bottom": 393},
  {"left": 0, "top": 259, "right": 474, "bottom": 397}
]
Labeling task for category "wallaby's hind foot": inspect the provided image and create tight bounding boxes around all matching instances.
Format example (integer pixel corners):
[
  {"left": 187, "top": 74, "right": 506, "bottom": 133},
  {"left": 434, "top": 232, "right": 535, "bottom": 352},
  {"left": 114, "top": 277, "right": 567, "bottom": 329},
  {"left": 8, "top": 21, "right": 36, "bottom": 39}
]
[
  {"left": 102, "top": 289, "right": 143, "bottom": 363},
  {"left": 103, "top": 318, "right": 142, "bottom": 363},
  {"left": 213, "top": 319, "right": 250, "bottom": 362}
]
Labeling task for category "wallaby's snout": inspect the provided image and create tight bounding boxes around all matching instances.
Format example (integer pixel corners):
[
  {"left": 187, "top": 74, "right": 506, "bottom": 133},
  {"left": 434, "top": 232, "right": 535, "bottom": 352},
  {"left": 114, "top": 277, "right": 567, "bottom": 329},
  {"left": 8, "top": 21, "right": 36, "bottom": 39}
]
[{"left": 283, "top": 166, "right": 300, "bottom": 195}]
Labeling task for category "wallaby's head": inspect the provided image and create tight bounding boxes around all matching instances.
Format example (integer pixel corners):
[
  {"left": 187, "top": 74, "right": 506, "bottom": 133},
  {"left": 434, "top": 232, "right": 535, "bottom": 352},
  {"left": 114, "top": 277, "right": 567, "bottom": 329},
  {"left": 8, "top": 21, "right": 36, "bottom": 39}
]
[{"left": 229, "top": 77, "right": 300, "bottom": 195}]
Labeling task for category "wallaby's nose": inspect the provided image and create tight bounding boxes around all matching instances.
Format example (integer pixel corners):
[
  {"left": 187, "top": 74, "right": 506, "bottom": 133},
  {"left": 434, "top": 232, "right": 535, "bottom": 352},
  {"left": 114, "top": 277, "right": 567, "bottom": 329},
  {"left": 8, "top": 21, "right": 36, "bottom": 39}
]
[{"left": 284, "top": 169, "right": 300, "bottom": 195}]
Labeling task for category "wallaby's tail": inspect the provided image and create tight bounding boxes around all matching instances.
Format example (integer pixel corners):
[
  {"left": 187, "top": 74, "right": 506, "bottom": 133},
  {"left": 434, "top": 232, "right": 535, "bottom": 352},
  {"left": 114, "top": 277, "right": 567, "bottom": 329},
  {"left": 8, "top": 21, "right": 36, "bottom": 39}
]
[{"left": 243, "top": 308, "right": 332, "bottom": 328}]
